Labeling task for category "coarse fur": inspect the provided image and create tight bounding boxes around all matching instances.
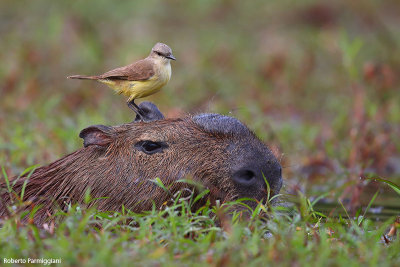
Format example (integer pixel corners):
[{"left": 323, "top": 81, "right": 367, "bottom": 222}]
[{"left": 0, "top": 103, "right": 282, "bottom": 225}]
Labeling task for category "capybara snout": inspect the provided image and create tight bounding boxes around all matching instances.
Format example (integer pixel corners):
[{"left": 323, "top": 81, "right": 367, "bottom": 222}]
[
  {"left": 193, "top": 113, "right": 282, "bottom": 201},
  {"left": 0, "top": 102, "right": 282, "bottom": 224}
]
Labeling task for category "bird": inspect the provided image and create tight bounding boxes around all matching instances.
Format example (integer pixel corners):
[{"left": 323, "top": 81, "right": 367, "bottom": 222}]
[{"left": 68, "top": 42, "right": 175, "bottom": 119}]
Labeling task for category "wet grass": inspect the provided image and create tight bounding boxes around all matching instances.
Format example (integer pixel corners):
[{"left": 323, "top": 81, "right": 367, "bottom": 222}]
[{"left": 0, "top": 173, "right": 399, "bottom": 266}]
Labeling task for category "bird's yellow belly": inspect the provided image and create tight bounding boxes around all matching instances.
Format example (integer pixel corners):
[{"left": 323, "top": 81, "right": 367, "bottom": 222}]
[{"left": 99, "top": 63, "right": 171, "bottom": 101}]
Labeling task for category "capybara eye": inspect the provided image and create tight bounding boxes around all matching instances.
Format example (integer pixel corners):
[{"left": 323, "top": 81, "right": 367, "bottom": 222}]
[
  {"left": 143, "top": 141, "right": 161, "bottom": 151},
  {"left": 135, "top": 140, "right": 168, "bottom": 154}
]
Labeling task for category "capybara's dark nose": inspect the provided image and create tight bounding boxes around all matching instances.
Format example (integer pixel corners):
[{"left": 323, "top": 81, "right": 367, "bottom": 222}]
[
  {"left": 232, "top": 162, "right": 282, "bottom": 194},
  {"left": 232, "top": 167, "right": 257, "bottom": 186}
]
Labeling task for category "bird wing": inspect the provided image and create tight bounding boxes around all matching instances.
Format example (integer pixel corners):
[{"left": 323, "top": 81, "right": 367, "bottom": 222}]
[{"left": 99, "top": 58, "right": 155, "bottom": 81}]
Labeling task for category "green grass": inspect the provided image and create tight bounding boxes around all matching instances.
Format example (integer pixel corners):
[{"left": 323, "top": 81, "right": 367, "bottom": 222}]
[
  {"left": 1, "top": 166, "right": 399, "bottom": 266},
  {"left": 0, "top": 176, "right": 399, "bottom": 266},
  {"left": 1, "top": 0, "right": 400, "bottom": 266}
]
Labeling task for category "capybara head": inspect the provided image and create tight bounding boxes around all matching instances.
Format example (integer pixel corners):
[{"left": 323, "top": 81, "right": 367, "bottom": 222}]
[{"left": 0, "top": 102, "right": 282, "bottom": 224}]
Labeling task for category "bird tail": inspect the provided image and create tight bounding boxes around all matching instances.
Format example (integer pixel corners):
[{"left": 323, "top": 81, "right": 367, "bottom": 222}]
[{"left": 67, "top": 75, "right": 99, "bottom": 80}]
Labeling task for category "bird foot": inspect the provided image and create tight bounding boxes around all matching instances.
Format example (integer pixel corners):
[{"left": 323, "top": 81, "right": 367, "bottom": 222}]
[{"left": 127, "top": 100, "right": 145, "bottom": 120}]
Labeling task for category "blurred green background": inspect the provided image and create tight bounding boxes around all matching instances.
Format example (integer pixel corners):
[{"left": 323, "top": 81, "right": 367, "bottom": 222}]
[{"left": 1, "top": 0, "right": 399, "bottom": 205}]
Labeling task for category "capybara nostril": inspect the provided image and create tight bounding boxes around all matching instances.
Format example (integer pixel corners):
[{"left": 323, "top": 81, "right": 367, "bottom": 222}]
[{"left": 233, "top": 168, "right": 257, "bottom": 186}]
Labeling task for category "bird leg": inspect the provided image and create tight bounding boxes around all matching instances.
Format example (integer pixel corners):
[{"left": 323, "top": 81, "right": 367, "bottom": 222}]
[{"left": 127, "top": 99, "right": 145, "bottom": 120}]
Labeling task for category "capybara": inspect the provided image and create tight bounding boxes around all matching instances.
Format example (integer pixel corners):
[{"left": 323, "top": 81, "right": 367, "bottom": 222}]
[{"left": 0, "top": 102, "right": 282, "bottom": 224}]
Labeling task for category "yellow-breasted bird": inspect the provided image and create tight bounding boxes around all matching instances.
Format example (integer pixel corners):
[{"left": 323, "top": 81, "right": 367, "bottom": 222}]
[{"left": 68, "top": 43, "right": 175, "bottom": 118}]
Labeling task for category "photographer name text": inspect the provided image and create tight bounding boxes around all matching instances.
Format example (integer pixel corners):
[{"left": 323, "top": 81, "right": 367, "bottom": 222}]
[{"left": 3, "top": 257, "right": 61, "bottom": 265}]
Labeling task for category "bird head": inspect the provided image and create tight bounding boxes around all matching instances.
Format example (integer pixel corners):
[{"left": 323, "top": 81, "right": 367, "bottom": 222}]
[{"left": 150, "top": 43, "right": 176, "bottom": 61}]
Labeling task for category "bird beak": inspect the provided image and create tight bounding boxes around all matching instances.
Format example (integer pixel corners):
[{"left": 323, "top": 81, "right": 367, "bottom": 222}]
[{"left": 167, "top": 54, "right": 176, "bottom": 60}]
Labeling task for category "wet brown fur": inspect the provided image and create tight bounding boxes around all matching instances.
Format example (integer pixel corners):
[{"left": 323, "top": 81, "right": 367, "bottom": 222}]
[{"left": 0, "top": 117, "right": 281, "bottom": 225}]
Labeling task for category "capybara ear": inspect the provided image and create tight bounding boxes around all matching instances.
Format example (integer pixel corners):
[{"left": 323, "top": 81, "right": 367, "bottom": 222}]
[
  {"left": 79, "top": 125, "right": 114, "bottom": 147},
  {"left": 134, "top": 101, "right": 165, "bottom": 122}
]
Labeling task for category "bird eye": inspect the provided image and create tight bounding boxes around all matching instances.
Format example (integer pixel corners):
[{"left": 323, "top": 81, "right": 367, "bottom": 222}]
[
  {"left": 135, "top": 140, "right": 167, "bottom": 154},
  {"left": 156, "top": 51, "right": 163, "bottom": 57}
]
